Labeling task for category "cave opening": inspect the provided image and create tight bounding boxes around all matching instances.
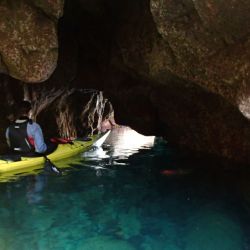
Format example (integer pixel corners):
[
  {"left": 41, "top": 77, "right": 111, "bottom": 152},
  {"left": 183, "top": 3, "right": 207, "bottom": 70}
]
[{"left": 46, "top": 0, "right": 160, "bottom": 139}]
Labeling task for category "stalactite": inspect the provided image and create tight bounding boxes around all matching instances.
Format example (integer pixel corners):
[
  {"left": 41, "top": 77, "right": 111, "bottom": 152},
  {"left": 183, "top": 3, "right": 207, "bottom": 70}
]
[
  {"left": 28, "top": 85, "right": 65, "bottom": 121},
  {"left": 23, "top": 83, "right": 31, "bottom": 102},
  {"left": 80, "top": 91, "right": 108, "bottom": 135},
  {"left": 21, "top": 84, "right": 113, "bottom": 138},
  {"left": 80, "top": 91, "right": 97, "bottom": 135},
  {"left": 96, "top": 91, "right": 108, "bottom": 133},
  {"left": 55, "top": 88, "right": 76, "bottom": 138}
]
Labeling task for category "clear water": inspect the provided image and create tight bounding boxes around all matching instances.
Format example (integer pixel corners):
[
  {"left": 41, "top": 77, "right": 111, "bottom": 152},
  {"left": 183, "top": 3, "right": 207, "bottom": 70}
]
[{"left": 0, "top": 127, "right": 250, "bottom": 250}]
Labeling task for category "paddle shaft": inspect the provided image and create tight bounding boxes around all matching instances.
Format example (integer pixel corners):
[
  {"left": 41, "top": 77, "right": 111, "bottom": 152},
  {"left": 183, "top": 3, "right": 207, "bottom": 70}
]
[{"left": 42, "top": 154, "right": 61, "bottom": 175}]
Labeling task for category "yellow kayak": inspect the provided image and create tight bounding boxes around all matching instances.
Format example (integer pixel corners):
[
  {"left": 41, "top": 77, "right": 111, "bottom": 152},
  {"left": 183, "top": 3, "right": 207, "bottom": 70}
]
[{"left": 0, "top": 131, "right": 110, "bottom": 177}]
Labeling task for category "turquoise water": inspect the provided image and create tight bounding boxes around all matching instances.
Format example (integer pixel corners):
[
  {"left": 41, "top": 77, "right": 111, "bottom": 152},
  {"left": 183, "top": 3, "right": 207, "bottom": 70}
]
[{"left": 0, "top": 127, "right": 250, "bottom": 250}]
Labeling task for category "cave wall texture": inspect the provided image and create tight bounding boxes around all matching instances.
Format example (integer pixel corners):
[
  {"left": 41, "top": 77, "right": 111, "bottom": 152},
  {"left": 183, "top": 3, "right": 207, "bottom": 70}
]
[
  {"left": 0, "top": 0, "right": 250, "bottom": 164},
  {"left": 0, "top": 0, "right": 64, "bottom": 82}
]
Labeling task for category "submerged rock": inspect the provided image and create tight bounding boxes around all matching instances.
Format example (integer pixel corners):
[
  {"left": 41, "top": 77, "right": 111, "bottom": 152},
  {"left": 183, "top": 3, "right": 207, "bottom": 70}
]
[
  {"left": 185, "top": 209, "right": 243, "bottom": 250},
  {"left": 117, "top": 208, "right": 142, "bottom": 239}
]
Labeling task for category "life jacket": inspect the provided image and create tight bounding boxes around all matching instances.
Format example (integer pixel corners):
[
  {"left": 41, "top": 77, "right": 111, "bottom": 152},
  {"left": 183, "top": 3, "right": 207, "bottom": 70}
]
[{"left": 8, "top": 117, "right": 35, "bottom": 153}]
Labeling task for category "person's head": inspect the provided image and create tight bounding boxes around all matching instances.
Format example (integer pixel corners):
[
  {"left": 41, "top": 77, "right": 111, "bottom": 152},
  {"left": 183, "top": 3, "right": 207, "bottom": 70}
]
[{"left": 17, "top": 100, "right": 32, "bottom": 117}]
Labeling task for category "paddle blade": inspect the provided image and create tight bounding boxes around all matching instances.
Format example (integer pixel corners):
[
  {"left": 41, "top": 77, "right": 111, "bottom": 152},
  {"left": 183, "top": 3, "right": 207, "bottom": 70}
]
[
  {"left": 44, "top": 159, "right": 61, "bottom": 175},
  {"left": 93, "top": 130, "right": 111, "bottom": 147}
]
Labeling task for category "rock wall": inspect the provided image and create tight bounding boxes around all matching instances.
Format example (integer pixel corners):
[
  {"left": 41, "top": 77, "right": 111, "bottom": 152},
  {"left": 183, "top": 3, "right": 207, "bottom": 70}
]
[
  {"left": 105, "top": 0, "right": 250, "bottom": 163},
  {"left": 150, "top": 0, "right": 250, "bottom": 105},
  {"left": 0, "top": 0, "right": 64, "bottom": 82}
]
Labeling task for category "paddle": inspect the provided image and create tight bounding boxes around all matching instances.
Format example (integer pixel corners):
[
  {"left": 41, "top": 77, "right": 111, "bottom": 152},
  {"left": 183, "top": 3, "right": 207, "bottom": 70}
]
[
  {"left": 41, "top": 131, "right": 111, "bottom": 175},
  {"left": 93, "top": 130, "right": 111, "bottom": 147},
  {"left": 43, "top": 154, "right": 62, "bottom": 175}
]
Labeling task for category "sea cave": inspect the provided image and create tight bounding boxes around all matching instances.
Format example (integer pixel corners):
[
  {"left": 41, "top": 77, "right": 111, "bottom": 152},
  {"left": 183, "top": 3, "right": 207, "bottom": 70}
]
[{"left": 0, "top": 0, "right": 250, "bottom": 249}]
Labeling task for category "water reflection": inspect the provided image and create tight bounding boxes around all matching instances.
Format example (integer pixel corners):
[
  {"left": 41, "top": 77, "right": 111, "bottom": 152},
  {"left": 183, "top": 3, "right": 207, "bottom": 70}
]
[
  {"left": 1, "top": 128, "right": 250, "bottom": 250},
  {"left": 26, "top": 175, "right": 47, "bottom": 204},
  {"left": 83, "top": 126, "right": 155, "bottom": 160},
  {"left": 106, "top": 126, "right": 155, "bottom": 156}
]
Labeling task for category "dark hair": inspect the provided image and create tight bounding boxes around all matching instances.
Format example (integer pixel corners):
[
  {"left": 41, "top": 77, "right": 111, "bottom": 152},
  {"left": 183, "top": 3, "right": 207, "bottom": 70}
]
[{"left": 17, "top": 100, "right": 32, "bottom": 115}]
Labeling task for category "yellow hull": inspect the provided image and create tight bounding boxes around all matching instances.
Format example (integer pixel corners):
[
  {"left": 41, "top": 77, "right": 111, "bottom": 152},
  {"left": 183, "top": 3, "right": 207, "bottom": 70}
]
[{"left": 0, "top": 138, "right": 95, "bottom": 175}]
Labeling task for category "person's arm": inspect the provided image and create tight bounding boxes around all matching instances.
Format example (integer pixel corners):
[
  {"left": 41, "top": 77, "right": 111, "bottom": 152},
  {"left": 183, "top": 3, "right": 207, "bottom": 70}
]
[{"left": 28, "top": 123, "right": 47, "bottom": 153}]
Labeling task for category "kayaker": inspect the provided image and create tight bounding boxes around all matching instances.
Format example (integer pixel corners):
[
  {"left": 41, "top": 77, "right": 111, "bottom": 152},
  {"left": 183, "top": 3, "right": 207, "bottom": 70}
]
[
  {"left": 5, "top": 100, "right": 48, "bottom": 154},
  {"left": 100, "top": 114, "right": 117, "bottom": 133}
]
